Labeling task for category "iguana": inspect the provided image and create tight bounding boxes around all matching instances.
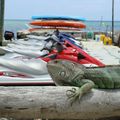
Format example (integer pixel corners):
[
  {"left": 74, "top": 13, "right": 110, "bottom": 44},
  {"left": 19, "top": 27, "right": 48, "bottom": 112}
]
[{"left": 47, "top": 59, "right": 120, "bottom": 104}]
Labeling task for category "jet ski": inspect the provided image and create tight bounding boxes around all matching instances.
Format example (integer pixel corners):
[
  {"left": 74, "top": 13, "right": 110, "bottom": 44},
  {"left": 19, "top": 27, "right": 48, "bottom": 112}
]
[
  {"left": 0, "top": 58, "right": 48, "bottom": 76},
  {"left": 38, "top": 32, "right": 105, "bottom": 67},
  {"left": 1, "top": 31, "right": 105, "bottom": 67},
  {"left": 0, "top": 56, "right": 54, "bottom": 85},
  {"left": 40, "top": 45, "right": 105, "bottom": 67},
  {"left": 12, "top": 38, "right": 45, "bottom": 47},
  {"left": 0, "top": 73, "right": 53, "bottom": 86},
  {"left": 1, "top": 46, "right": 49, "bottom": 58},
  {"left": 0, "top": 42, "right": 102, "bottom": 85},
  {"left": 0, "top": 35, "right": 53, "bottom": 57},
  {"left": 0, "top": 31, "right": 105, "bottom": 85}
]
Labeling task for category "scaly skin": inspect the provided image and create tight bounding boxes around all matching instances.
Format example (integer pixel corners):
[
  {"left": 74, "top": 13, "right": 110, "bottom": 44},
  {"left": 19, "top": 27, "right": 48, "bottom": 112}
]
[{"left": 47, "top": 59, "right": 120, "bottom": 104}]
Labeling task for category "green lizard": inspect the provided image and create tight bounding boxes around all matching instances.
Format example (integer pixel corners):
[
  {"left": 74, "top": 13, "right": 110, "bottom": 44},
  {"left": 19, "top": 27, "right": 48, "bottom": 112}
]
[{"left": 47, "top": 59, "right": 120, "bottom": 104}]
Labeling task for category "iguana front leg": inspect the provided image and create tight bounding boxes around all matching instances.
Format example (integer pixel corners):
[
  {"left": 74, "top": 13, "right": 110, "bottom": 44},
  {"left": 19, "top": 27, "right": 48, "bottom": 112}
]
[{"left": 66, "top": 79, "right": 95, "bottom": 105}]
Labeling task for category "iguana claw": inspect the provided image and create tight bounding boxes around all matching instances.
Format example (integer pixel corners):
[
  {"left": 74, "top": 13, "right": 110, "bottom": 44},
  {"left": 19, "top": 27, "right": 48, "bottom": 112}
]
[
  {"left": 66, "top": 87, "right": 82, "bottom": 105},
  {"left": 66, "top": 88, "right": 76, "bottom": 97}
]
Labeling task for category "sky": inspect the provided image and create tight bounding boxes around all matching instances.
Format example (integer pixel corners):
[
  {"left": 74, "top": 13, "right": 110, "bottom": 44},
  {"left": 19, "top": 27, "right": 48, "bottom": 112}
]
[{"left": 5, "top": 0, "right": 120, "bottom": 21}]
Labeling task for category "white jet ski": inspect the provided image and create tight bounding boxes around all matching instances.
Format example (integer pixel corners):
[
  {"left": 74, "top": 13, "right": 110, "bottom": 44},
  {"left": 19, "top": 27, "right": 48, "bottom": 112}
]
[
  {"left": 13, "top": 49, "right": 49, "bottom": 58},
  {"left": 0, "top": 46, "right": 49, "bottom": 58},
  {"left": 26, "top": 35, "right": 50, "bottom": 40},
  {"left": 0, "top": 57, "right": 48, "bottom": 77},
  {"left": 0, "top": 73, "right": 53, "bottom": 85},
  {"left": 7, "top": 43, "right": 44, "bottom": 51},
  {"left": 0, "top": 37, "right": 54, "bottom": 58},
  {"left": 12, "top": 38, "right": 46, "bottom": 46},
  {"left": 0, "top": 57, "right": 54, "bottom": 85}
]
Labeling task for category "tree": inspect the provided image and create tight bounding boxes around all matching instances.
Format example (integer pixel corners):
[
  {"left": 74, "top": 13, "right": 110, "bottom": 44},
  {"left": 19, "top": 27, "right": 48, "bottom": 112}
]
[{"left": 0, "top": 0, "right": 4, "bottom": 46}]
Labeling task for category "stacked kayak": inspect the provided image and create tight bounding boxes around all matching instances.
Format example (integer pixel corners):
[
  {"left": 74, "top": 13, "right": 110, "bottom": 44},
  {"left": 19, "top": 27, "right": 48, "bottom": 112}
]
[{"left": 29, "top": 15, "right": 86, "bottom": 32}]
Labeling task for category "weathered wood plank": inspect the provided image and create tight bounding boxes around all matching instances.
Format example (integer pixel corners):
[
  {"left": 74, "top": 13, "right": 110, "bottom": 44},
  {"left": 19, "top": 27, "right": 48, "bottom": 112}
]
[{"left": 0, "top": 86, "right": 120, "bottom": 120}]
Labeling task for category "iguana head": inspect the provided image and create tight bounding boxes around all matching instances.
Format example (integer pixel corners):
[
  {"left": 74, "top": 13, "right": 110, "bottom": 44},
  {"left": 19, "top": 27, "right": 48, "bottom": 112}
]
[{"left": 47, "top": 59, "right": 85, "bottom": 86}]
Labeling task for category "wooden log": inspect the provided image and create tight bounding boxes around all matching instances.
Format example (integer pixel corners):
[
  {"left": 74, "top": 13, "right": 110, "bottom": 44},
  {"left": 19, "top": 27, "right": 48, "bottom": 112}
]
[{"left": 0, "top": 86, "right": 120, "bottom": 120}]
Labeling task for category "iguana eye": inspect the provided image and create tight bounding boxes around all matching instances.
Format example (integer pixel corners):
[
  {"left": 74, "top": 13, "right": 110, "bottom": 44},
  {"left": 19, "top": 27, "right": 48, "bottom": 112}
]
[{"left": 59, "top": 71, "right": 65, "bottom": 77}]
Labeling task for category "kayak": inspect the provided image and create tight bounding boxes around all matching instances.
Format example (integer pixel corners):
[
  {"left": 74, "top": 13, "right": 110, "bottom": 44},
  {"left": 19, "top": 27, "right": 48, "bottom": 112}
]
[
  {"left": 30, "top": 20, "right": 86, "bottom": 29},
  {"left": 32, "top": 15, "right": 86, "bottom": 21}
]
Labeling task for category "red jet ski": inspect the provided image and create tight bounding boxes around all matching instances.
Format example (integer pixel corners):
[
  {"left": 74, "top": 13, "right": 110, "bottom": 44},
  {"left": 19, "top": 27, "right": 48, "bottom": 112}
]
[{"left": 39, "top": 38, "right": 105, "bottom": 67}]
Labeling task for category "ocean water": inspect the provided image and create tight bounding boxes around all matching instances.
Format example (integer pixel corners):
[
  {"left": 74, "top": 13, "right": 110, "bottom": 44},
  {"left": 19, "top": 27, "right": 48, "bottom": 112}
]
[
  {"left": 85, "top": 21, "right": 120, "bottom": 32},
  {"left": 4, "top": 20, "right": 30, "bottom": 34},
  {"left": 4, "top": 19, "right": 120, "bottom": 34}
]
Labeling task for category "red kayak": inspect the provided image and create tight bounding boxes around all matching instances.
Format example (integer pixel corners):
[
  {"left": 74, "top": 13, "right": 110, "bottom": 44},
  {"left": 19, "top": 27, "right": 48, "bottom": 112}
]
[{"left": 30, "top": 20, "right": 86, "bottom": 29}]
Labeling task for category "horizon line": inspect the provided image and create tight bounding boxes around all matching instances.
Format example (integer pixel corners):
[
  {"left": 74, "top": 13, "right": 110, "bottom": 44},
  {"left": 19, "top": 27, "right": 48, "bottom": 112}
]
[{"left": 4, "top": 19, "right": 120, "bottom": 22}]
